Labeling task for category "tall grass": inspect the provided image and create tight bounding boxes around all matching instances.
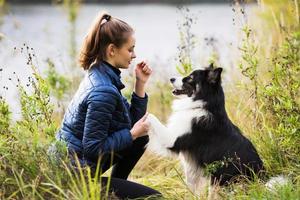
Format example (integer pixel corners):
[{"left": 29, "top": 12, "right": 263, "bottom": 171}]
[
  {"left": 0, "top": 0, "right": 6, "bottom": 40},
  {"left": 0, "top": 45, "right": 116, "bottom": 200},
  {"left": 58, "top": 0, "right": 81, "bottom": 69},
  {"left": 0, "top": 1, "right": 300, "bottom": 199},
  {"left": 175, "top": 6, "right": 197, "bottom": 76},
  {"left": 237, "top": 0, "right": 300, "bottom": 176}
]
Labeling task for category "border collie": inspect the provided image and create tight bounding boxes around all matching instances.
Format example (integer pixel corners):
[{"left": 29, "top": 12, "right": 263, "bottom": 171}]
[{"left": 146, "top": 64, "right": 264, "bottom": 192}]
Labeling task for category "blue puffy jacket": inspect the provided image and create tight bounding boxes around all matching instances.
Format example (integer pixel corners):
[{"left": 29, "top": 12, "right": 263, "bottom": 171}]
[{"left": 56, "top": 61, "right": 148, "bottom": 166}]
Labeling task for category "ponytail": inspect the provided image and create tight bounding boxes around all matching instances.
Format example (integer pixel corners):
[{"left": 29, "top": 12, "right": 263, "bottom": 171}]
[{"left": 79, "top": 12, "right": 134, "bottom": 70}]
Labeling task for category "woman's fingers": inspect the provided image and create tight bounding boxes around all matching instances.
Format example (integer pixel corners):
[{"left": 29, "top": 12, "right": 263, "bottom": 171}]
[
  {"left": 142, "top": 64, "right": 148, "bottom": 71},
  {"left": 144, "top": 123, "right": 150, "bottom": 132},
  {"left": 142, "top": 64, "right": 152, "bottom": 74},
  {"left": 137, "top": 60, "right": 152, "bottom": 73},
  {"left": 137, "top": 61, "right": 146, "bottom": 68},
  {"left": 146, "top": 67, "right": 152, "bottom": 75},
  {"left": 141, "top": 112, "right": 149, "bottom": 122}
]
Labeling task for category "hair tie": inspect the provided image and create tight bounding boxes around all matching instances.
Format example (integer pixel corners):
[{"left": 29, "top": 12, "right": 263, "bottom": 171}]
[{"left": 103, "top": 14, "right": 111, "bottom": 21}]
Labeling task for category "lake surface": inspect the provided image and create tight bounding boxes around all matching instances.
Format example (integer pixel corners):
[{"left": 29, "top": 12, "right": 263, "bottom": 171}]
[{"left": 0, "top": 3, "right": 254, "bottom": 119}]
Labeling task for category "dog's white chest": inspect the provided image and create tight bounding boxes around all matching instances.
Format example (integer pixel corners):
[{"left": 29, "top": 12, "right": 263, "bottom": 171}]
[
  {"left": 167, "top": 98, "right": 207, "bottom": 141},
  {"left": 146, "top": 97, "right": 208, "bottom": 156}
]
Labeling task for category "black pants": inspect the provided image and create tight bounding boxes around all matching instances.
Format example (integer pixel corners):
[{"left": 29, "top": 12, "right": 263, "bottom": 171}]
[
  {"left": 98, "top": 136, "right": 162, "bottom": 199},
  {"left": 101, "top": 177, "right": 161, "bottom": 199}
]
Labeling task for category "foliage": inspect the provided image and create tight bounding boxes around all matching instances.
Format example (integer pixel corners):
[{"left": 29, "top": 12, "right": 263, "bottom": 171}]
[
  {"left": 203, "top": 157, "right": 234, "bottom": 177},
  {"left": 55, "top": 0, "right": 82, "bottom": 72},
  {"left": 148, "top": 82, "right": 173, "bottom": 123},
  {"left": 175, "top": 6, "right": 197, "bottom": 76},
  {"left": 260, "top": 32, "right": 300, "bottom": 172},
  {"left": 0, "top": 0, "right": 5, "bottom": 6},
  {"left": 0, "top": 97, "right": 10, "bottom": 134},
  {"left": 45, "top": 58, "right": 71, "bottom": 100},
  {"left": 0, "top": 1, "right": 300, "bottom": 199},
  {"left": 17, "top": 47, "right": 55, "bottom": 136},
  {"left": 238, "top": 1, "right": 300, "bottom": 178},
  {"left": 0, "top": 0, "right": 6, "bottom": 38},
  {"left": 0, "top": 46, "right": 115, "bottom": 200}
]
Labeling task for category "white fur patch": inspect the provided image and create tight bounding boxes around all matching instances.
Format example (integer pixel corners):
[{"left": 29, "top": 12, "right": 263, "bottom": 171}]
[
  {"left": 265, "top": 175, "right": 289, "bottom": 191},
  {"left": 166, "top": 98, "right": 207, "bottom": 143},
  {"left": 172, "top": 77, "right": 183, "bottom": 90},
  {"left": 179, "top": 152, "right": 211, "bottom": 194},
  {"left": 146, "top": 98, "right": 207, "bottom": 155}
]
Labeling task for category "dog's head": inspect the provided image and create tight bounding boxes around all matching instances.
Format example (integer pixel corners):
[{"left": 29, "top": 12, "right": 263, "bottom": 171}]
[{"left": 170, "top": 64, "right": 223, "bottom": 99}]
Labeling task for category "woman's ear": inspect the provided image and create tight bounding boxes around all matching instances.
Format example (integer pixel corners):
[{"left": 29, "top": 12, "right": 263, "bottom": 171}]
[{"left": 107, "top": 43, "right": 116, "bottom": 57}]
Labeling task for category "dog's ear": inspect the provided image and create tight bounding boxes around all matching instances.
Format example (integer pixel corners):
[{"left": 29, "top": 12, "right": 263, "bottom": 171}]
[
  {"left": 208, "top": 63, "right": 214, "bottom": 69},
  {"left": 207, "top": 67, "right": 222, "bottom": 84}
]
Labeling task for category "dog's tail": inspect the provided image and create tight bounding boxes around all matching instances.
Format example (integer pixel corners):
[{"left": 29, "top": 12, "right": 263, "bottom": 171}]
[{"left": 265, "top": 175, "right": 290, "bottom": 191}]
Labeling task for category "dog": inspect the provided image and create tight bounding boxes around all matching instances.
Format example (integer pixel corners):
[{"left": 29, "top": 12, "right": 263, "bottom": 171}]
[{"left": 146, "top": 64, "right": 264, "bottom": 193}]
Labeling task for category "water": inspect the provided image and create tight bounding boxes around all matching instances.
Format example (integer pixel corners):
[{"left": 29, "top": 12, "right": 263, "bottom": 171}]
[{"left": 0, "top": 3, "right": 254, "bottom": 119}]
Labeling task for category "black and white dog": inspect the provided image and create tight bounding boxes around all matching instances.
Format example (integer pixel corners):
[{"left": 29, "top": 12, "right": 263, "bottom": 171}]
[{"left": 146, "top": 65, "right": 264, "bottom": 192}]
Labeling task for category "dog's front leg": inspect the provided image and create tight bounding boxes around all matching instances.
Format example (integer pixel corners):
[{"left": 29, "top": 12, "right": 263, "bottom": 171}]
[
  {"left": 146, "top": 114, "right": 175, "bottom": 156},
  {"left": 146, "top": 114, "right": 166, "bottom": 134}
]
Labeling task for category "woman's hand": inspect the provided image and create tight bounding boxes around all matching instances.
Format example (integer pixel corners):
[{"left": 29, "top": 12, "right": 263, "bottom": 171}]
[
  {"left": 135, "top": 61, "right": 152, "bottom": 84},
  {"left": 134, "top": 61, "right": 152, "bottom": 98},
  {"left": 130, "top": 113, "right": 149, "bottom": 140}
]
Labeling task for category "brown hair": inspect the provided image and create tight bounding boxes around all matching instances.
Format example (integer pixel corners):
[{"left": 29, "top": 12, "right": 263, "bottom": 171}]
[{"left": 79, "top": 13, "right": 134, "bottom": 70}]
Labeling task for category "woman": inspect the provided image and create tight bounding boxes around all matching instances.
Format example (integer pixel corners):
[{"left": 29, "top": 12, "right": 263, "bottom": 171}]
[{"left": 56, "top": 12, "right": 161, "bottom": 199}]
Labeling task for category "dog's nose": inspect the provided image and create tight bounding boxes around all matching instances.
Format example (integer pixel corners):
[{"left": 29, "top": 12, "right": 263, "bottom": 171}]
[{"left": 170, "top": 78, "right": 175, "bottom": 83}]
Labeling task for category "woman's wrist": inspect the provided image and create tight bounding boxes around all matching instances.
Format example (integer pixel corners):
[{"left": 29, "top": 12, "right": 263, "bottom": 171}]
[
  {"left": 134, "top": 79, "right": 146, "bottom": 98},
  {"left": 135, "top": 78, "right": 146, "bottom": 87}
]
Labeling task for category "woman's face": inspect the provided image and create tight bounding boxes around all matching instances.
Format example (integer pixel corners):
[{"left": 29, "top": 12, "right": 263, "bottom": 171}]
[{"left": 114, "top": 34, "right": 136, "bottom": 69}]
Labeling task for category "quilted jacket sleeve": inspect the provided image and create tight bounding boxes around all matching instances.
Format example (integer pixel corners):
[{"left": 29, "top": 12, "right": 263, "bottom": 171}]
[
  {"left": 82, "top": 86, "right": 133, "bottom": 160},
  {"left": 129, "top": 92, "right": 148, "bottom": 126}
]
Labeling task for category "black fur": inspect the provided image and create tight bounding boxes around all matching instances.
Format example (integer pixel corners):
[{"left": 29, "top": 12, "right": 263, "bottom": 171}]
[{"left": 169, "top": 66, "right": 264, "bottom": 185}]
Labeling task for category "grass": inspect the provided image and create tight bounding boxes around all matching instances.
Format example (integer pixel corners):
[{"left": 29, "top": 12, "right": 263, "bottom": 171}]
[{"left": 0, "top": 0, "right": 300, "bottom": 199}]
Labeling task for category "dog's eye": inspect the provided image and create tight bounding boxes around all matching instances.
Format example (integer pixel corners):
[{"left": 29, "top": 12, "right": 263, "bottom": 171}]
[
  {"left": 183, "top": 76, "right": 193, "bottom": 82},
  {"left": 182, "top": 77, "right": 190, "bottom": 82}
]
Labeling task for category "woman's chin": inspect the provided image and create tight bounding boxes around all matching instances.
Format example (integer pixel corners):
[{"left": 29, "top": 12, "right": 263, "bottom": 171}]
[
  {"left": 125, "top": 63, "right": 131, "bottom": 68},
  {"left": 119, "top": 65, "right": 129, "bottom": 69}
]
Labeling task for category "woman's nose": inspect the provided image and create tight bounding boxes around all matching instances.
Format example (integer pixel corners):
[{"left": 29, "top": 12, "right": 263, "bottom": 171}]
[
  {"left": 132, "top": 52, "right": 136, "bottom": 59},
  {"left": 170, "top": 78, "right": 176, "bottom": 83}
]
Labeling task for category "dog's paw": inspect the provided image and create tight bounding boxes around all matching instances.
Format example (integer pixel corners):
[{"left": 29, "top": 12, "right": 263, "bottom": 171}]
[
  {"left": 146, "top": 113, "right": 160, "bottom": 124},
  {"left": 146, "top": 113, "right": 160, "bottom": 135}
]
